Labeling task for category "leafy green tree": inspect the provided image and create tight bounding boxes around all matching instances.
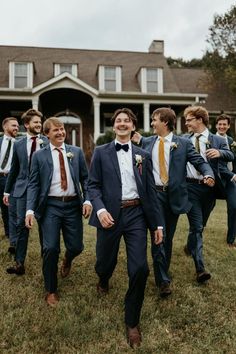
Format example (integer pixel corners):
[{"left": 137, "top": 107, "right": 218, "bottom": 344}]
[{"left": 203, "top": 5, "right": 236, "bottom": 92}]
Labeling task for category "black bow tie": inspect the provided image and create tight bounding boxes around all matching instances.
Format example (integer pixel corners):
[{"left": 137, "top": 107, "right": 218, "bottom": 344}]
[{"left": 115, "top": 143, "right": 129, "bottom": 152}]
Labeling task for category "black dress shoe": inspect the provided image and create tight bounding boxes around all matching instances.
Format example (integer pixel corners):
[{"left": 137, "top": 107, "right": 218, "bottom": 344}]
[
  {"left": 6, "top": 263, "right": 25, "bottom": 275},
  {"left": 196, "top": 271, "right": 211, "bottom": 283},
  {"left": 8, "top": 246, "right": 16, "bottom": 255},
  {"left": 160, "top": 282, "right": 172, "bottom": 298},
  {"left": 96, "top": 281, "right": 109, "bottom": 295}
]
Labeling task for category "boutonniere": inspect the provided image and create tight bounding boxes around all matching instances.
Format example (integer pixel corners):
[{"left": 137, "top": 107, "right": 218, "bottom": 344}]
[
  {"left": 170, "top": 142, "right": 178, "bottom": 151},
  {"left": 135, "top": 154, "right": 144, "bottom": 175},
  {"left": 66, "top": 151, "right": 74, "bottom": 161},
  {"left": 38, "top": 138, "right": 44, "bottom": 146},
  {"left": 230, "top": 141, "right": 236, "bottom": 152},
  {"left": 205, "top": 140, "right": 211, "bottom": 149}
]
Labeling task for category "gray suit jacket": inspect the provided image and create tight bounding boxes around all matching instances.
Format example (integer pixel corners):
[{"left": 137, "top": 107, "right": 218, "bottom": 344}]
[
  {"left": 88, "top": 141, "right": 163, "bottom": 230},
  {"left": 26, "top": 144, "right": 89, "bottom": 220},
  {"left": 5, "top": 135, "right": 48, "bottom": 197},
  {"left": 141, "top": 134, "right": 214, "bottom": 214}
]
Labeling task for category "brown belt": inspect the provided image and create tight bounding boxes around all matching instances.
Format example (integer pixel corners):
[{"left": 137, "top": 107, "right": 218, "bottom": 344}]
[
  {"left": 48, "top": 196, "right": 78, "bottom": 202},
  {"left": 156, "top": 185, "right": 168, "bottom": 192},
  {"left": 121, "top": 199, "right": 141, "bottom": 208},
  {"left": 186, "top": 178, "right": 204, "bottom": 185},
  {"left": 0, "top": 172, "right": 8, "bottom": 177}
]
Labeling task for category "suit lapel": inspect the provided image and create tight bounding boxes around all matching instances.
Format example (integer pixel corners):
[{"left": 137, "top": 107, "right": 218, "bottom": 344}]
[
  {"left": 109, "top": 141, "right": 121, "bottom": 182},
  {"left": 132, "top": 145, "right": 143, "bottom": 186},
  {"left": 65, "top": 144, "right": 75, "bottom": 180},
  {"left": 169, "top": 134, "right": 178, "bottom": 164}
]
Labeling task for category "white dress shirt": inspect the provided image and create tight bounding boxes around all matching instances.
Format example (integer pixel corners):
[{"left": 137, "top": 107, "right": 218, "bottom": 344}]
[
  {"left": 0, "top": 135, "right": 15, "bottom": 174},
  {"left": 187, "top": 128, "right": 209, "bottom": 179}
]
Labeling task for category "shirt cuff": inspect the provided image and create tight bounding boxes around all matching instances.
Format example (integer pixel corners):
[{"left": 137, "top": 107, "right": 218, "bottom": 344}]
[
  {"left": 157, "top": 226, "right": 163, "bottom": 230},
  {"left": 97, "top": 208, "right": 106, "bottom": 217},
  {"left": 83, "top": 200, "right": 92, "bottom": 206},
  {"left": 26, "top": 210, "right": 34, "bottom": 216}
]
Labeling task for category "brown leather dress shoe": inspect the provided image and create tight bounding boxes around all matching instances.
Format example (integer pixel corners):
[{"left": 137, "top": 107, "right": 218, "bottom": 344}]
[
  {"left": 196, "top": 271, "right": 211, "bottom": 283},
  {"left": 6, "top": 263, "right": 25, "bottom": 275},
  {"left": 96, "top": 282, "right": 109, "bottom": 295},
  {"left": 60, "top": 257, "right": 71, "bottom": 278},
  {"left": 8, "top": 245, "right": 16, "bottom": 255},
  {"left": 228, "top": 243, "right": 236, "bottom": 249},
  {"left": 160, "top": 282, "right": 172, "bottom": 298},
  {"left": 45, "top": 293, "right": 59, "bottom": 307},
  {"left": 126, "top": 325, "right": 142, "bottom": 348}
]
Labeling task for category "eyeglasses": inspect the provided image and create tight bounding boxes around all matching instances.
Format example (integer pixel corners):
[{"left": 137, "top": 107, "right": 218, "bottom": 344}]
[{"left": 185, "top": 117, "right": 197, "bottom": 123}]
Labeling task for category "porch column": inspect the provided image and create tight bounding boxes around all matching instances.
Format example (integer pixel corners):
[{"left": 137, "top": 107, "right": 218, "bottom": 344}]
[
  {"left": 143, "top": 102, "right": 150, "bottom": 132},
  {"left": 176, "top": 116, "right": 182, "bottom": 135},
  {"left": 32, "top": 97, "right": 39, "bottom": 110},
  {"left": 93, "top": 99, "right": 100, "bottom": 143}
]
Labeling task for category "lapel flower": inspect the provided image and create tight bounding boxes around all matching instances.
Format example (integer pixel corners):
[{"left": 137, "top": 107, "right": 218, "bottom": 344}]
[
  {"left": 66, "top": 151, "right": 74, "bottom": 161},
  {"left": 230, "top": 141, "right": 236, "bottom": 152},
  {"left": 38, "top": 138, "right": 44, "bottom": 146},
  {"left": 135, "top": 154, "right": 144, "bottom": 175},
  {"left": 170, "top": 142, "right": 178, "bottom": 151}
]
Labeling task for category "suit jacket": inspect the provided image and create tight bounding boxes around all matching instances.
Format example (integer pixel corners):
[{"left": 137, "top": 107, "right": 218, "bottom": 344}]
[
  {"left": 187, "top": 132, "right": 234, "bottom": 199},
  {"left": 88, "top": 141, "right": 163, "bottom": 231},
  {"left": 217, "top": 135, "right": 236, "bottom": 184},
  {"left": 5, "top": 135, "right": 48, "bottom": 197},
  {"left": 26, "top": 144, "right": 89, "bottom": 220},
  {"left": 141, "top": 135, "right": 214, "bottom": 214}
]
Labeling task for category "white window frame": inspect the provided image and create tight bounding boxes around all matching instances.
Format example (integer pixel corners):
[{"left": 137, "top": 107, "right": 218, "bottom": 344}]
[
  {"left": 54, "top": 63, "right": 78, "bottom": 77},
  {"left": 9, "top": 62, "right": 33, "bottom": 89},
  {"left": 138, "top": 67, "right": 163, "bottom": 93},
  {"left": 98, "top": 66, "right": 122, "bottom": 92}
]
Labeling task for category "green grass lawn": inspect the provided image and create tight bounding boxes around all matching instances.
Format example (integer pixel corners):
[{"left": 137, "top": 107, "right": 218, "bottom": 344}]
[{"left": 0, "top": 200, "right": 236, "bottom": 354}]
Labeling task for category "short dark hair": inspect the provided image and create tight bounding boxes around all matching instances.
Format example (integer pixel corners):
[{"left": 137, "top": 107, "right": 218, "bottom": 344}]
[
  {"left": 21, "top": 108, "right": 43, "bottom": 125},
  {"left": 111, "top": 108, "right": 137, "bottom": 127},
  {"left": 151, "top": 107, "right": 176, "bottom": 131},
  {"left": 43, "top": 117, "right": 64, "bottom": 134},
  {"left": 2, "top": 117, "right": 18, "bottom": 129},
  {"left": 216, "top": 113, "right": 231, "bottom": 125}
]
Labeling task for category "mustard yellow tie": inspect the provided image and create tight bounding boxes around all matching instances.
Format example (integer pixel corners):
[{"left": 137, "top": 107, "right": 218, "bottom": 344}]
[{"left": 159, "top": 137, "right": 168, "bottom": 184}]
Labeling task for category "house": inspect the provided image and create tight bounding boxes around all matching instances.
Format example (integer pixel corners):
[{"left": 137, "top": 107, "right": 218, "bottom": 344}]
[{"left": 0, "top": 40, "right": 235, "bottom": 159}]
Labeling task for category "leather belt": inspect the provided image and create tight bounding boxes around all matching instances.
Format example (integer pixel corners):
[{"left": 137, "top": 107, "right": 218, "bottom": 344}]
[
  {"left": 48, "top": 196, "right": 78, "bottom": 202},
  {"left": 156, "top": 185, "right": 168, "bottom": 192},
  {"left": 0, "top": 172, "right": 8, "bottom": 177},
  {"left": 121, "top": 199, "right": 141, "bottom": 208},
  {"left": 186, "top": 178, "right": 204, "bottom": 185}
]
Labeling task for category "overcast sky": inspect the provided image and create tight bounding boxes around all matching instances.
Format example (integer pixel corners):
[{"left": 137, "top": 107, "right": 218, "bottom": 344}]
[{"left": 0, "top": 0, "right": 235, "bottom": 59}]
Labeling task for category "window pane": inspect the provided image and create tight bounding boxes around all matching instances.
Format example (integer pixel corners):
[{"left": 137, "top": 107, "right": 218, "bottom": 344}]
[
  {"left": 105, "top": 80, "right": 116, "bottom": 91},
  {"left": 147, "top": 82, "right": 158, "bottom": 92},
  {"left": 15, "top": 63, "right": 27, "bottom": 76},
  {"left": 60, "top": 65, "right": 72, "bottom": 74},
  {"left": 105, "top": 67, "right": 116, "bottom": 80},
  {"left": 15, "top": 77, "right": 28, "bottom": 88},
  {"left": 147, "top": 68, "right": 158, "bottom": 81}
]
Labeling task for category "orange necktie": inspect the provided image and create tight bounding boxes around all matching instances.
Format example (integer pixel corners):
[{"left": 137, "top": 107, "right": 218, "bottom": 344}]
[
  {"left": 55, "top": 148, "right": 68, "bottom": 191},
  {"left": 158, "top": 137, "right": 168, "bottom": 184}
]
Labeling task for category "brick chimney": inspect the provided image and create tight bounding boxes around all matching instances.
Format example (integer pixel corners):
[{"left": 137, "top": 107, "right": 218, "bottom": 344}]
[{"left": 149, "top": 40, "right": 164, "bottom": 54}]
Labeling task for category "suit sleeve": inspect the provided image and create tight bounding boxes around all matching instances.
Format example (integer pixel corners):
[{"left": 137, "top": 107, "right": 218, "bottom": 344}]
[
  {"left": 26, "top": 153, "right": 41, "bottom": 211},
  {"left": 88, "top": 148, "right": 106, "bottom": 212},
  {"left": 78, "top": 149, "right": 90, "bottom": 202},
  {"left": 186, "top": 140, "right": 214, "bottom": 178},
  {"left": 4, "top": 145, "right": 20, "bottom": 193},
  {"left": 218, "top": 138, "right": 234, "bottom": 161}
]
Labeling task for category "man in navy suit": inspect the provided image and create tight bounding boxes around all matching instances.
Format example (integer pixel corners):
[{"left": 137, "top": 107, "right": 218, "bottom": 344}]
[
  {"left": 0, "top": 117, "right": 19, "bottom": 252},
  {"left": 132, "top": 107, "right": 215, "bottom": 293},
  {"left": 4, "top": 109, "right": 48, "bottom": 275},
  {"left": 215, "top": 113, "right": 236, "bottom": 248},
  {"left": 88, "top": 108, "right": 163, "bottom": 349},
  {"left": 25, "top": 117, "right": 91, "bottom": 307},
  {"left": 184, "top": 106, "right": 234, "bottom": 281}
]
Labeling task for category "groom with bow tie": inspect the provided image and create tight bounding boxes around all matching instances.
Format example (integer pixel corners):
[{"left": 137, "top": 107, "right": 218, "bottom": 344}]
[{"left": 88, "top": 108, "right": 163, "bottom": 349}]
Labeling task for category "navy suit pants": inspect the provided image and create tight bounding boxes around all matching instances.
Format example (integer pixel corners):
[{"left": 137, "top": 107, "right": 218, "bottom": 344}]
[
  {"left": 0, "top": 175, "right": 9, "bottom": 236},
  {"left": 187, "top": 183, "right": 215, "bottom": 272},
  {"left": 225, "top": 181, "right": 236, "bottom": 244},
  {"left": 40, "top": 198, "right": 83, "bottom": 293},
  {"left": 95, "top": 205, "right": 149, "bottom": 328}
]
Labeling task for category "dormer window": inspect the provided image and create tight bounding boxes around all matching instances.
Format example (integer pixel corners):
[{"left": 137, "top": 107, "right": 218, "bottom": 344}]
[
  {"left": 54, "top": 64, "right": 77, "bottom": 77},
  {"left": 98, "top": 66, "right": 122, "bottom": 92},
  {"left": 138, "top": 67, "right": 163, "bottom": 93},
  {"left": 9, "top": 62, "right": 33, "bottom": 89}
]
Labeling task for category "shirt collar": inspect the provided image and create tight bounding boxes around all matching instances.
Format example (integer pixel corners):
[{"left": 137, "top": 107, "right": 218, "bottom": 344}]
[
  {"left": 27, "top": 133, "right": 40, "bottom": 141},
  {"left": 3, "top": 134, "right": 14, "bottom": 141},
  {"left": 115, "top": 139, "right": 131, "bottom": 148},
  {"left": 194, "top": 128, "right": 209, "bottom": 138},
  {"left": 158, "top": 132, "right": 173, "bottom": 142},
  {"left": 50, "top": 142, "right": 66, "bottom": 151}
]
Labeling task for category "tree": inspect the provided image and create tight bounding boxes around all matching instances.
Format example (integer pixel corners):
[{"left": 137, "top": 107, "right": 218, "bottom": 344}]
[{"left": 203, "top": 5, "right": 236, "bottom": 92}]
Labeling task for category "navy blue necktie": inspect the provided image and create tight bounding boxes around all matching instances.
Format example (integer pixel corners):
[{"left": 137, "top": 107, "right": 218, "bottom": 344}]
[{"left": 115, "top": 143, "right": 129, "bottom": 152}]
